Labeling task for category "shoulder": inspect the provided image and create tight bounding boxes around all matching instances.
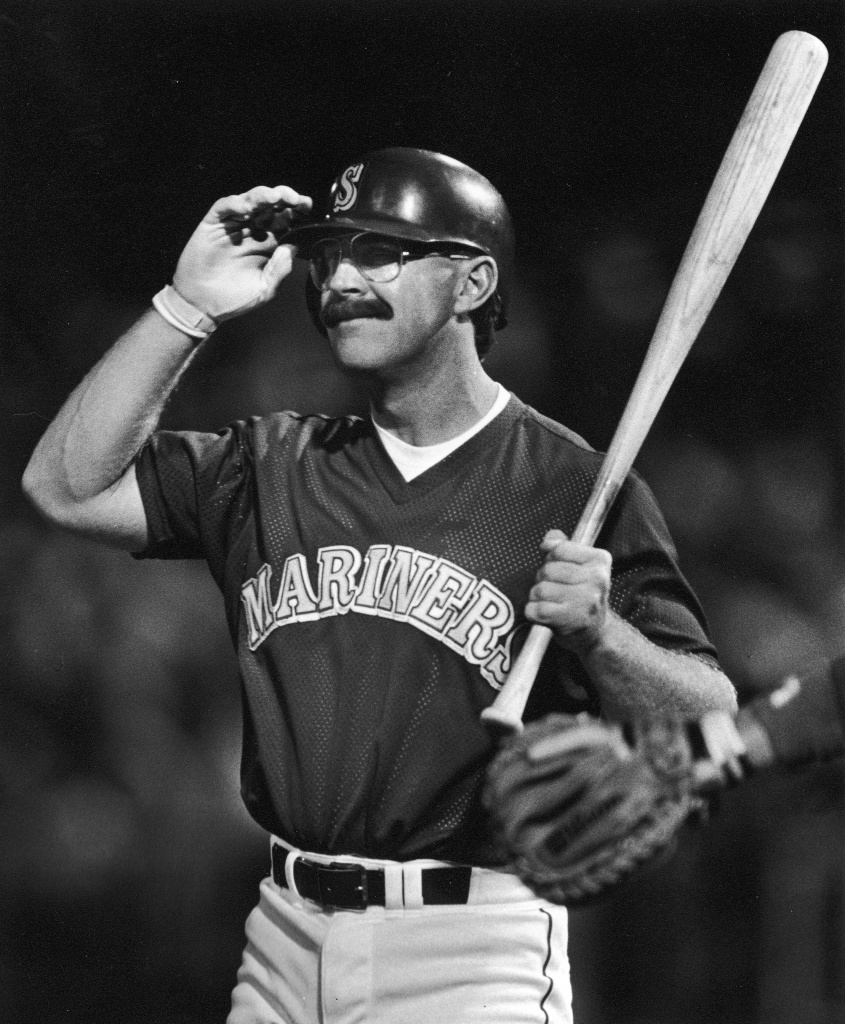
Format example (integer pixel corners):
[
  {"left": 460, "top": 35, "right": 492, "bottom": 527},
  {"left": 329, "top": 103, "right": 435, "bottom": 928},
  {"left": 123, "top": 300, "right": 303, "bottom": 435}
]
[
  {"left": 144, "top": 411, "right": 371, "bottom": 469},
  {"left": 515, "top": 402, "right": 597, "bottom": 454},
  {"left": 504, "top": 396, "right": 604, "bottom": 471},
  {"left": 508, "top": 399, "right": 656, "bottom": 494},
  {"left": 503, "top": 398, "right": 669, "bottom": 531},
  {"left": 247, "top": 410, "right": 371, "bottom": 456}
]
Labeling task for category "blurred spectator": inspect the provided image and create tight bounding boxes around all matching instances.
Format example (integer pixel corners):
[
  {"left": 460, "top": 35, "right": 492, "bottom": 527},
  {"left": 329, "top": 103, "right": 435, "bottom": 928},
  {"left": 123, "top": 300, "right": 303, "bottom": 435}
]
[{"left": 0, "top": 520, "right": 267, "bottom": 1022}]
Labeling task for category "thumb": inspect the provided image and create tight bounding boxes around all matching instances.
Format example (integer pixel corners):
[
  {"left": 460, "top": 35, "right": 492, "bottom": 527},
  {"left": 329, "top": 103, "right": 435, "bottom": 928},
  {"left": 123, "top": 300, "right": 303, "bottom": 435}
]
[
  {"left": 541, "top": 529, "right": 569, "bottom": 553},
  {"left": 260, "top": 244, "right": 297, "bottom": 297}
]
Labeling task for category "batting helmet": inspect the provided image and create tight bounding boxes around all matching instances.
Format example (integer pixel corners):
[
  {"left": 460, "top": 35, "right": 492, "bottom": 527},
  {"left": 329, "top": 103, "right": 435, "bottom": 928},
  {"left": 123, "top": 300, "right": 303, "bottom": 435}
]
[{"left": 283, "top": 148, "right": 514, "bottom": 338}]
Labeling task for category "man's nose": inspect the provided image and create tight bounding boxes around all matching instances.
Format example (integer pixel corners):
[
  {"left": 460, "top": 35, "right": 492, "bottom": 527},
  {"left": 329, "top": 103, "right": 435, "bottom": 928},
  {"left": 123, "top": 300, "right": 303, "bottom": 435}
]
[{"left": 324, "top": 256, "right": 368, "bottom": 293}]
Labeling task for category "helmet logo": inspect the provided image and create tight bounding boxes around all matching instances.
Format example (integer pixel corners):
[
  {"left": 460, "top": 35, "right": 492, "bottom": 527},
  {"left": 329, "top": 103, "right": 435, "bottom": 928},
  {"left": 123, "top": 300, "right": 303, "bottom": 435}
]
[{"left": 333, "top": 163, "right": 364, "bottom": 212}]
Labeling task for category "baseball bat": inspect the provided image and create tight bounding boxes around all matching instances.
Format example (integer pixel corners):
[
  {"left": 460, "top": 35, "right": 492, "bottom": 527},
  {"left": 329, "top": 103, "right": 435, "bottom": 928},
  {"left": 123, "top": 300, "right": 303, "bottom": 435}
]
[{"left": 481, "top": 30, "right": 828, "bottom": 737}]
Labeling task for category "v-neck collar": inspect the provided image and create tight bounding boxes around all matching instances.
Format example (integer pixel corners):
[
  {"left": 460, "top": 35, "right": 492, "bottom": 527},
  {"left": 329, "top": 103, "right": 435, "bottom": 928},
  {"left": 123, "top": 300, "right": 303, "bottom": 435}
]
[{"left": 366, "top": 394, "right": 523, "bottom": 505}]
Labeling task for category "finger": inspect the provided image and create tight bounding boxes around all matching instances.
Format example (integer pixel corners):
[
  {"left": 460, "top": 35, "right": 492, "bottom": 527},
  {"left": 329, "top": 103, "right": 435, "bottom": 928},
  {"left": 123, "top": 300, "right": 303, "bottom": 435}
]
[
  {"left": 218, "top": 226, "right": 282, "bottom": 255},
  {"left": 527, "top": 575, "right": 608, "bottom": 616},
  {"left": 205, "top": 186, "right": 312, "bottom": 224},
  {"left": 540, "top": 529, "right": 569, "bottom": 550},
  {"left": 536, "top": 560, "right": 604, "bottom": 585},
  {"left": 542, "top": 540, "right": 613, "bottom": 573},
  {"left": 260, "top": 244, "right": 297, "bottom": 294},
  {"left": 269, "top": 203, "right": 311, "bottom": 238},
  {"left": 240, "top": 192, "right": 313, "bottom": 243},
  {"left": 525, "top": 597, "right": 579, "bottom": 626},
  {"left": 243, "top": 184, "right": 312, "bottom": 210},
  {"left": 541, "top": 535, "right": 586, "bottom": 559},
  {"left": 529, "top": 580, "right": 595, "bottom": 605},
  {"left": 524, "top": 599, "right": 602, "bottom": 635}
]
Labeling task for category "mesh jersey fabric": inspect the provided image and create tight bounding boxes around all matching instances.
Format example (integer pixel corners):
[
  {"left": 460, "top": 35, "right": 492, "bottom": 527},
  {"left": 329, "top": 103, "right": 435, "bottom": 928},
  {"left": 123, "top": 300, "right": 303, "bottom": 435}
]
[{"left": 133, "top": 394, "right": 717, "bottom": 866}]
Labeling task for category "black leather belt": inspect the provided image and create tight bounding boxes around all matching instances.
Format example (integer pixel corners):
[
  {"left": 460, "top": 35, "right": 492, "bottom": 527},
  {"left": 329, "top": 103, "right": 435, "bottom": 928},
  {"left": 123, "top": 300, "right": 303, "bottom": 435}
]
[{"left": 271, "top": 843, "right": 472, "bottom": 911}]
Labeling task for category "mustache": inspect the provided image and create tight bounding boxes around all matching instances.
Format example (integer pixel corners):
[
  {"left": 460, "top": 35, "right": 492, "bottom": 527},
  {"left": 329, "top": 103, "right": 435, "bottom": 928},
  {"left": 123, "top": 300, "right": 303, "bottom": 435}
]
[{"left": 320, "top": 296, "right": 393, "bottom": 328}]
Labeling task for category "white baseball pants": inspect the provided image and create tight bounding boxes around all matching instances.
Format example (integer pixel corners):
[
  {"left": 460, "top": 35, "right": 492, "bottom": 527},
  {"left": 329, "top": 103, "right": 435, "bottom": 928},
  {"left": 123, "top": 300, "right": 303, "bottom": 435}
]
[{"left": 227, "top": 845, "right": 573, "bottom": 1024}]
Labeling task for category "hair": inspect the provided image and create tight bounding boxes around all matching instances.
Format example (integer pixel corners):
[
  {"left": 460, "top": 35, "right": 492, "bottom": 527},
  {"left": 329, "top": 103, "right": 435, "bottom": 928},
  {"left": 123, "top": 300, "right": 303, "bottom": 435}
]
[{"left": 470, "top": 292, "right": 502, "bottom": 359}]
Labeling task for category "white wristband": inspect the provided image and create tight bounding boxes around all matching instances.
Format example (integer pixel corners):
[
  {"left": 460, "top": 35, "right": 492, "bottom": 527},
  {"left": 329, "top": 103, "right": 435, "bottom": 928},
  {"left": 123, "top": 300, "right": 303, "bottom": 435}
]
[{"left": 152, "top": 285, "right": 217, "bottom": 340}]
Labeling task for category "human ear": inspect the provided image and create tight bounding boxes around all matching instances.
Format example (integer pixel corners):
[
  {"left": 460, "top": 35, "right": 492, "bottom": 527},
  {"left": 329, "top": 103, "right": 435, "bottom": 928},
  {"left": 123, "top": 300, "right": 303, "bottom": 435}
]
[{"left": 454, "top": 256, "right": 498, "bottom": 316}]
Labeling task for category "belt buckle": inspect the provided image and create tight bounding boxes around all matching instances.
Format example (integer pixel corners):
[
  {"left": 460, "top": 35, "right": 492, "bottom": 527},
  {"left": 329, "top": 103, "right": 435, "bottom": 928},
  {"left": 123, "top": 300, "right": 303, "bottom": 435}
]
[{"left": 317, "top": 862, "right": 369, "bottom": 910}]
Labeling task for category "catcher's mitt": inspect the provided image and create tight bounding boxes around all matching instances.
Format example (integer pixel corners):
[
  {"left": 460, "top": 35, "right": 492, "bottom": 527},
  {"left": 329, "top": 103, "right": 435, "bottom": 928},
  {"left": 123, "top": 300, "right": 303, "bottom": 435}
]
[{"left": 483, "top": 712, "right": 703, "bottom": 907}]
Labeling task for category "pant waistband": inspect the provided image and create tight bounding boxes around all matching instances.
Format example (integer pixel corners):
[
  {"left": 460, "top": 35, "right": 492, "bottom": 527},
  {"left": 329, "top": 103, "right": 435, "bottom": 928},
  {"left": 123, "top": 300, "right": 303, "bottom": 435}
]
[{"left": 269, "top": 837, "right": 541, "bottom": 911}]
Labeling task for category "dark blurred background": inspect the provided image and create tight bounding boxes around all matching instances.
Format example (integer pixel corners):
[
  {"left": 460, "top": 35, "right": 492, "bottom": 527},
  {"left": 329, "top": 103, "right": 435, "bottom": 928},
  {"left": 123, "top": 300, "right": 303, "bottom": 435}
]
[{"left": 1, "top": 1, "right": 843, "bottom": 1021}]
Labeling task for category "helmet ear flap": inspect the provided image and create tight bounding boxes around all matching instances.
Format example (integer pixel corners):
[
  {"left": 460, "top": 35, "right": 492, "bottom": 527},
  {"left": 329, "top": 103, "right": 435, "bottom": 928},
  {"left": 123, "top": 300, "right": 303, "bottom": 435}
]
[{"left": 305, "top": 276, "right": 327, "bottom": 337}]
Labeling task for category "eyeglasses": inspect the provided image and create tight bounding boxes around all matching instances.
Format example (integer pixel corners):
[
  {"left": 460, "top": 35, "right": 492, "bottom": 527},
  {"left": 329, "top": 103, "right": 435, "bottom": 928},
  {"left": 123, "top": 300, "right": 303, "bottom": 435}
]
[{"left": 308, "top": 232, "right": 473, "bottom": 290}]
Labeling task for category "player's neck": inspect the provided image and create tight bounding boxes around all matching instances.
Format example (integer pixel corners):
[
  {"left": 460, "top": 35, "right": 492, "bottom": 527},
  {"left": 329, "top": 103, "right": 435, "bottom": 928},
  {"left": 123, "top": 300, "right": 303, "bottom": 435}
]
[{"left": 369, "top": 359, "right": 499, "bottom": 447}]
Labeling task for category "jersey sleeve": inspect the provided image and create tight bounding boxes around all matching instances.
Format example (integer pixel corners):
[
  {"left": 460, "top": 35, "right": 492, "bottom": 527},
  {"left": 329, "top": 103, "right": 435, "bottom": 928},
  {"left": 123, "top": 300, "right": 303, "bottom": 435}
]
[
  {"left": 599, "top": 468, "right": 716, "bottom": 661},
  {"left": 527, "top": 467, "right": 718, "bottom": 720},
  {"left": 132, "top": 421, "right": 254, "bottom": 580}
]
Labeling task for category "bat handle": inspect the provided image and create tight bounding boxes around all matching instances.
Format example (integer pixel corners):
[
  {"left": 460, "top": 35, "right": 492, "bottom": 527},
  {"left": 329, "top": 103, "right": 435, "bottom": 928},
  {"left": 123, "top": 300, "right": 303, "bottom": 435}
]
[
  {"left": 480, "top": 624, "right": 553, "bottom": 735},
  {"left": 480, "top": 471, "right": 619, "bottom": 737}
]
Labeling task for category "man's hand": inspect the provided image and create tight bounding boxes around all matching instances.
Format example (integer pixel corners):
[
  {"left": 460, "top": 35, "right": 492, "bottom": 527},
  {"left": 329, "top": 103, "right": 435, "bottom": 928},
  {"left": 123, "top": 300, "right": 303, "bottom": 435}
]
[
  {"left": 524, "top": 529, "right": 612, "bottom": 657},
  {"left": 172, "top": 185, "right": 312, "bottom": 322},
  {"left": 523, "top": 530, "right": 736, "bottom": 719}
]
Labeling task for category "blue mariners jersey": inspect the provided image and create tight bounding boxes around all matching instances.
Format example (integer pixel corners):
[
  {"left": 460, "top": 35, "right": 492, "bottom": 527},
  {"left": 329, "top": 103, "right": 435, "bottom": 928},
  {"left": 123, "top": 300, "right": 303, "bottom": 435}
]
[{"left": 134, "top": 395, "right": 717, "bottom": 865}]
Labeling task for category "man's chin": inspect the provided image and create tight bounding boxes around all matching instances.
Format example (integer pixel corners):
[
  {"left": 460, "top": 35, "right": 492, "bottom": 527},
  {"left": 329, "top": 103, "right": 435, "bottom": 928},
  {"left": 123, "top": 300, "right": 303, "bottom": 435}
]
[{"left": 326, "top": 323, "right": 391, "bottom": 373}]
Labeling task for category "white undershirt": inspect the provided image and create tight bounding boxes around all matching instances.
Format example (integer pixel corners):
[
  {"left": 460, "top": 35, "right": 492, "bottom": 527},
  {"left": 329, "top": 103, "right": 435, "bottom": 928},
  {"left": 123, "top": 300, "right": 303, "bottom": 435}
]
[{"left": 372, "top": 384, "right": 511, "bottom": 481}]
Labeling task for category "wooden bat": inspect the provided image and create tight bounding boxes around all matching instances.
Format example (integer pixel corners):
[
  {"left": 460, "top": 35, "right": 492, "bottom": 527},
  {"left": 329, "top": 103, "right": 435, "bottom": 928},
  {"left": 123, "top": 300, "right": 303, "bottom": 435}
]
[{"left": 481, "top": 30, "right": 828, "bottom": 737}]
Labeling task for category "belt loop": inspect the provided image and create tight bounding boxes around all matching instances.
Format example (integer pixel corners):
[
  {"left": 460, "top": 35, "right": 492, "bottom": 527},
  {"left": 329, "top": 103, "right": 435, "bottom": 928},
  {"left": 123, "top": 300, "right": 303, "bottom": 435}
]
[
  {"left": 383, "top": 864, "right": 404, "bottom": 910},
  {"left": 285, "top": 850, "right": 301, "bottom": 896},
  {"left": 402, "top": 863, "right": 424, "bottom": 909}
]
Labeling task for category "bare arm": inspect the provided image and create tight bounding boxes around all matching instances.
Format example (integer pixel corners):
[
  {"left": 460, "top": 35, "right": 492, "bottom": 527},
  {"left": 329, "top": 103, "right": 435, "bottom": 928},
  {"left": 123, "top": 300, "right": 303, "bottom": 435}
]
[
  {"left": 525, "top": 530, "right": 738, "bottom": 719},
  {"left": 573, "top": 610, "right": 737, "bottom": 719},
  {"left": 22, "top": 185, "right": 311, "bottom": 551},
  {"left": 22, "top": 312, "right": 201, "bottom": 550}
]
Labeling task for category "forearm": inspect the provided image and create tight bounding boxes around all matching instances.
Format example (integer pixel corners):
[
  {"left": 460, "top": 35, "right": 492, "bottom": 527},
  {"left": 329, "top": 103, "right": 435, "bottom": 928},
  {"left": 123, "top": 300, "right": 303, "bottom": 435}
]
[
  {"left": 23, "top": 308, "right": 200, "bottom": 518},
  {"left": 23, "top": 185, "right": 308, "bottom": 549},
  {"left": 577, "top": 610, "right": 738, "bottom": 721}
]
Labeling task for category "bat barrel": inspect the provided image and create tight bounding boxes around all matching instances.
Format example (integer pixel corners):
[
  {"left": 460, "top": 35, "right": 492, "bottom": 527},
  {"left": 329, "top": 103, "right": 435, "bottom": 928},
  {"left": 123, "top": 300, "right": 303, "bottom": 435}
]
[{"left": 481, "top": 31, "right": 828, "bottom": 738}]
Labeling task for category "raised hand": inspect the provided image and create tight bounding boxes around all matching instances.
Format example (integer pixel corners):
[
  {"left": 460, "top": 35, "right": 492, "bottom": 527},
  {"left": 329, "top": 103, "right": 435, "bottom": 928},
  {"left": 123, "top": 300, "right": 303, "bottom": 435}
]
[{"left": 172, "top": 185, "right": 312, "bottom": 322}]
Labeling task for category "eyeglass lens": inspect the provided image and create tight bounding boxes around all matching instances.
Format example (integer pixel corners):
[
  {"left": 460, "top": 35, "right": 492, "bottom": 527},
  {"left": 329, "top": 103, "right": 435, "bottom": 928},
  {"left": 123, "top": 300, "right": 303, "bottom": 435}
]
[{"left": 309, "top": 235, "right": 405, "bottom": 288}]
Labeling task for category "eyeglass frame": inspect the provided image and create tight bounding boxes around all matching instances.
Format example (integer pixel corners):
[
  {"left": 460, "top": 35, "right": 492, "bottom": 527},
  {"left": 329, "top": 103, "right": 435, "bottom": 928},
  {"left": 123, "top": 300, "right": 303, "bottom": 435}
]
[{"left": 307, "top": 231, "right": 479, "bottom": 290}]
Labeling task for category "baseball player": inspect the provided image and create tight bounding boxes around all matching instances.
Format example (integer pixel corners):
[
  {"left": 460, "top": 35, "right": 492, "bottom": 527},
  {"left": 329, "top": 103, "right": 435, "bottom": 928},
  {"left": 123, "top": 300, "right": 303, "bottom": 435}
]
[{"left": 23, "top": 148, "right": 736, "bottom": 1023}]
